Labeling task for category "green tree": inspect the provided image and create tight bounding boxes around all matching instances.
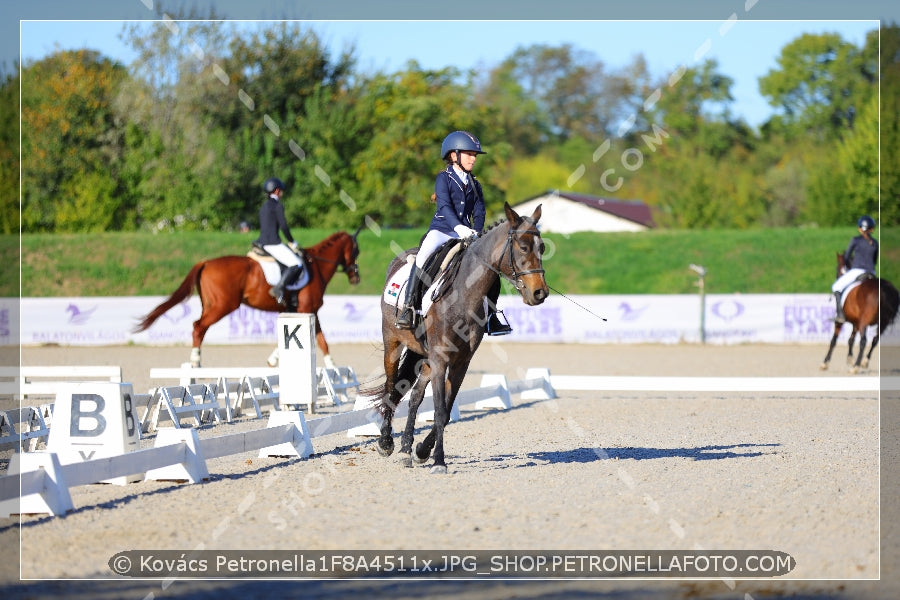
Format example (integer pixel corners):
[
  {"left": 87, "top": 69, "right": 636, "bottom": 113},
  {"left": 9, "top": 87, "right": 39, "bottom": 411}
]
[
  {"left": 0, "top": 69, "right": 18, "bottom": 233},
  {"left": 20, "top": 50, "right": 129, "bottom": 232},
  {"left": 759, "top": 32, "right": 874, "bottom": 141},
  {"left": 878, "top": 24, "right": 900, "bottom": 226}
]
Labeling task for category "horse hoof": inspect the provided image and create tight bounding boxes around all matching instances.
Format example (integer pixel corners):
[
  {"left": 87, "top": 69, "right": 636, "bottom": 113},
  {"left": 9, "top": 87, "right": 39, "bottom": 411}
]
[
  {"left": 862, "top": 360, "right": 869, "bottom": 369},
  {"left": 376, "top": 439, "right": 394, "bottom": 457},
  {"left": 429, "top": 465, "right": 448, "bottom": 475},
  {"left": 819, "top": 363, "right": 828, "bottom": 371},
  {"left": 397, "top": 452, "right": 412, "bottom": 468},
  {"left": 849, "top": 366, "right": 860, "bottom": 375},
  {"left": 414, "top": 444, "right": 430, "bottom": 463}
]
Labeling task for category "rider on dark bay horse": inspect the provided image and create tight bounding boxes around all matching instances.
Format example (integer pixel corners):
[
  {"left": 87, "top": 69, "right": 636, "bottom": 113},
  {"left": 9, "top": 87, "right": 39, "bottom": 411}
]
[
  {"left": 394, "top": 130, "right": 511, "bottom": 335},
  {"left": 256, "top": 176, "right": 304, "bottom": 306},
  {"left": 831, "top": 215, "right": 878, "bottom": 323}
]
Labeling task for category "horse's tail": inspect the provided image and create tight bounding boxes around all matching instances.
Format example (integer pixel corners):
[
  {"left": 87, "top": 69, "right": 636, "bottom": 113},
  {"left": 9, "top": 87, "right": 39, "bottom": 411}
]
[
  {"left": 881, "top": 279, "right": 900, "bottom": 331},
  {"left": 133, "top": 262, "right": 205, "bottom": 332},
  {"left": 358, "top": 349, "right": 423, "bottom": 418}
]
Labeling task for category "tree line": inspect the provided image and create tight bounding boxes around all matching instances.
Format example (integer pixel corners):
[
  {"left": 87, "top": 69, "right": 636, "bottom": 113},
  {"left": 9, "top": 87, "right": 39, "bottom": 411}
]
[{"left": 2, "top": 20, "right": 896, "bottom": 235}]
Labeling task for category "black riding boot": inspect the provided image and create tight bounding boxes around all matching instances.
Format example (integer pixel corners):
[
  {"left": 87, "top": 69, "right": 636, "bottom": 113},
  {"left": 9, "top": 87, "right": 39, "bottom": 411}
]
[
  {"left": 485, "top": 277, "right": 512, "bottom": 336},
  {"left": 486, "top": 309, "right": 512, "bottom": 336},
  {"left": 270, "top": 265, "right": 300, "bottom": 305},
  {"left": 833, "top": 290, "right": 845, "bottom": 324},
  {"left": 395, "top": 265, "right": 422, "bottom": 329}
]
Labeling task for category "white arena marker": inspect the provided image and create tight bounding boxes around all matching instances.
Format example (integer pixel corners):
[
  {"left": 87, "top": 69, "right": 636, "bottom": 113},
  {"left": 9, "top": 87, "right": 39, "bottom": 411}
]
[
  {"left": 260, "top": 411, "right": 313, "bottom": 459},
  {"left": 347, "top": 394, "right": 382, "bottom": 437},
  {"left": 4, "top": 452, "right": 73, "bottom": 517},
  {"left": 521, "top": 368, "right": 556, "bottom": 400},
  {"left": 277, "top": 313, "right": 316, "bottom": 412},
  {"left": 47, "top": 382, "right": 142, "bottom": 485},
  {"left": 145, "top": 428, "right": 209, "bottom": 484},
  {"left": 476, "top": 374, "right": 512, "bottom": 410}
]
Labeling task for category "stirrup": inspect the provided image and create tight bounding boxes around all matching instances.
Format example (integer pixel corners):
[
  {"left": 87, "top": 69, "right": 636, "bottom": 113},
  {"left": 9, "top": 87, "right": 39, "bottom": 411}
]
[
  {"left": 486, "top": 310, "right": 512, "bottom": 336},
  {"left": 269, "top": 286, "right": 286, "bottom": 306},
  {"left": 395, "top": 306, "right": 416, "bottom": 330}
]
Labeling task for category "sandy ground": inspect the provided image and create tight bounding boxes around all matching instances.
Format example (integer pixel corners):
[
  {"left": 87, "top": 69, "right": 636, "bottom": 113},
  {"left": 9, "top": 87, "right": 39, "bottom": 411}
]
[{"left": 1, "top": 341, "right": 898, "bottom": 600}]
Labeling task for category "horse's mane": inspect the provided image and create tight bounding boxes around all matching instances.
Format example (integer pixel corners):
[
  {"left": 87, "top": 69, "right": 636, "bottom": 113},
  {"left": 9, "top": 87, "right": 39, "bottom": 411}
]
[{"left": 308, "top": 231, "right": 347, "bottom": 252}]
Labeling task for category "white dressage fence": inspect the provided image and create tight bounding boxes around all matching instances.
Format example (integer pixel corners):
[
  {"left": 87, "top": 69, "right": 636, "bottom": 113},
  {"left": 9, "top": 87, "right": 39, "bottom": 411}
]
[{"left": 0, "top": 368, "right": 555, "bottom": 518}]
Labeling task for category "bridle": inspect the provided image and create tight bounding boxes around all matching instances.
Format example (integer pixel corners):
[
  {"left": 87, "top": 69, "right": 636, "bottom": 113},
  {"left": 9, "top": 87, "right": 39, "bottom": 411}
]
[{"left": 493, "top": 220, "right": 545, "bottom": 291}]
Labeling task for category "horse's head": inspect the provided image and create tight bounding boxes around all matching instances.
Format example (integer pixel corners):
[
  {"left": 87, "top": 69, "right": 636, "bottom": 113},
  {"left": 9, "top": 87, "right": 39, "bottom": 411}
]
[
  {"left": 341, "top": 225, "right": 363, "bottom": 286},
  {"left": 502, "top": 202, "right": 549, "bottom": 306}
]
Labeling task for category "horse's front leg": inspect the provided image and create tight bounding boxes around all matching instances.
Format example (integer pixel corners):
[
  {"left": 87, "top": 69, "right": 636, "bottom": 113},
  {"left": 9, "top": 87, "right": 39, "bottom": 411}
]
[
  {"left": 313, "top": 317, "right": 337, "bottom": 369},
  {"left": 820, "top": 325, "right": 842, "bottom": 370}
]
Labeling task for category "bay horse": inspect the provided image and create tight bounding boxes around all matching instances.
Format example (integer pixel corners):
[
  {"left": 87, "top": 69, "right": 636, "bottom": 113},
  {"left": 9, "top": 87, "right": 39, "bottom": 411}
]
[
  {"left": 821, "top": 252, "right": 899, "bottom": 373},
  {"left": 363, "top": 202, "right": 548, "bottom": 474},
  {"left": 134, "top": 228, "right": 362, "bottom": 368}
]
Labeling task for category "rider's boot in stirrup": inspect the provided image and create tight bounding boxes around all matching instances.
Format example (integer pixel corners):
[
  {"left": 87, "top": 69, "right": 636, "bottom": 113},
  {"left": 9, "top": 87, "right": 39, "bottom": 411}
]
[
  {"left": 270, "top": 265, "right": 300, "bottom": 305},
  {"left": 395, "top": 265, "right": 422, "bottom": 330},
  {"left": 833, "top": 291, "right": 846, "bottom": 324},
  {"left": 486, "top": 308, "right": 512, "bottom": 336}
]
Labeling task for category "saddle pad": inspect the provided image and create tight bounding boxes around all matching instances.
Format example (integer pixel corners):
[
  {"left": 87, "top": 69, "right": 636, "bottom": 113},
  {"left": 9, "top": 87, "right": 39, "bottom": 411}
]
[
  {"left": 840, "top": 281, "right": 862, "bottom": 310},
  {"left": 250, "top": 254, "right": 310, "bottom": 290},
  {"left": 383, "top": 258, "right": 443, "bottom": 316}
]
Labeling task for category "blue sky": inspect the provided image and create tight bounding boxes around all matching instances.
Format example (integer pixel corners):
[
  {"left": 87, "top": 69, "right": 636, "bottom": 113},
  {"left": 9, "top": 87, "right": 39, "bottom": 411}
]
[{"left": 18, "top": 18, "right": 877, "bottom": 128}]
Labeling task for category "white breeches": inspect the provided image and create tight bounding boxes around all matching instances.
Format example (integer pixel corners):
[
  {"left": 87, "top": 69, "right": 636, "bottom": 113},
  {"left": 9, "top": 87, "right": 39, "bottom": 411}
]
[
  {"left": 264, "top": 243, "right": 301, "bottom": 267},
  {"left": 832, "top": 268, "right": 868, "bottom": 293},
  {"left": 415, "top": 229, "right": 454, "bottom": 268}
]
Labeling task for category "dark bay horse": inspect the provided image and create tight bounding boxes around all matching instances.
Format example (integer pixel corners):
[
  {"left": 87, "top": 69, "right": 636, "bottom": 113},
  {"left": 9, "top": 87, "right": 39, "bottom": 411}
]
[
  {"left": 363, "top": 202, "right": 548, "bottom": 474},
  {"left": 821, "top": 252, "right": 899, "bottom": 373},
  {"left": 135, "top": 229, "right": 362, "bottom": 367}
]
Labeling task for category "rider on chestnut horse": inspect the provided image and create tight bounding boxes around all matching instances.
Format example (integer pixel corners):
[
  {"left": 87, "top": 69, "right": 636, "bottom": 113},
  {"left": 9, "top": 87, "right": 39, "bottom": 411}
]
[
  {"left": 256, "top": 176, "right": 305, "bottom": 306},
  {"left": 830, "top": 215, "right": 878, "bottom": 324}
]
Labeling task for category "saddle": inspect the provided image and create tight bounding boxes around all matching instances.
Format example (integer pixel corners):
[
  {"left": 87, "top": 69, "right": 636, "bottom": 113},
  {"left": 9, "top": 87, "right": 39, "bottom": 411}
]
[
  {"left": 247, "top": 243, "right": 311, "bottom": 292},
  {"left": 410, "top": 238, "right": 466, "bottom": 307}
]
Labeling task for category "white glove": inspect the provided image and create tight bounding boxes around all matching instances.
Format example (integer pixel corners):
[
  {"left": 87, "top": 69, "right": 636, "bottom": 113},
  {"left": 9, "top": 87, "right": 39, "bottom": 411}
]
[
  {"left": 454, "top": 224, "right": 476, "bottom": 238},
  {"left": 288, "top": 241, "right": 299, "bottom": 253}
]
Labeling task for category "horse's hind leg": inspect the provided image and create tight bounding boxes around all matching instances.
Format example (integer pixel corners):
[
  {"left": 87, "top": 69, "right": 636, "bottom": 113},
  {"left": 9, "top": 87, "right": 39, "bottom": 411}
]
[
  {"left": 399, "top": 359, "right": 429, "bottom": 449},
  {"left": 846, "top": 331, "right": 857, "bottom": 365},
  {"left": 851, "top": 329, "right": 868, "bottom": 374},
  {"left": 863, "top": 329, "right": 880, "bottom": 369}
]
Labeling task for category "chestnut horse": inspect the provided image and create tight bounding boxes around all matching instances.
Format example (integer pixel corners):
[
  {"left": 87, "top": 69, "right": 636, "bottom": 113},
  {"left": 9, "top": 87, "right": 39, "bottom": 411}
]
[
  {"left": 135, "top": 228, "right": 362, "bottom": 367},
  {"left": 362, "top": 203, "right": 548, "bottom": 474},
  {"left": 821, "top": 252, "right": 899, "bottom": 373}
]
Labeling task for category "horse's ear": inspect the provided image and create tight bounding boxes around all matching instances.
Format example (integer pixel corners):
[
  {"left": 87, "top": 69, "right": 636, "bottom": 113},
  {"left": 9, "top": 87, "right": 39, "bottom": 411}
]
[
  {"left": 504, "top": 202, "right": 522, "bottom": 225},
  {"left": 530, "top": 203, "right": 542, "bottom": 224}
]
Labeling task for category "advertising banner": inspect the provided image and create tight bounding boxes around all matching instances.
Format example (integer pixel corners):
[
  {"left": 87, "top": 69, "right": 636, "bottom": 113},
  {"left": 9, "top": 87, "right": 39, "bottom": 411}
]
[{"left": 5, "top": 294, "right": 898, "bottom": 347}]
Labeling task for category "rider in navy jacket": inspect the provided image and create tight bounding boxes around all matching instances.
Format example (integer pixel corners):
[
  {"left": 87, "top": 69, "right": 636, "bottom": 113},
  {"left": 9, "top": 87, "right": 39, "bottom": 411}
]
[
  {"left": 395, "top": 131, "right": 511, "bottom": 335},
  {"left": 831, "top": 214, "right": 878, "bottom": 323}
]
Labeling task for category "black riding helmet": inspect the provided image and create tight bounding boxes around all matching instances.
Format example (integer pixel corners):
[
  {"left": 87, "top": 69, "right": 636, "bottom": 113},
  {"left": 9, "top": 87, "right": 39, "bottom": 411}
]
[
  {"left": 441, "top": 131, "right": 485, "bottom": 172},
  {"left": 857, "top": 215, "right": 875, "bottom": 231},
  {"left": 264, "top": 177, "right": 285, "bottom": 194}
]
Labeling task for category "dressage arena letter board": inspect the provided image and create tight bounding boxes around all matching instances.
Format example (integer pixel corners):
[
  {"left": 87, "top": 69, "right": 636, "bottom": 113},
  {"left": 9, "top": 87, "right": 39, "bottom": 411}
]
[
  {"left": 277, "top": 313, "right": 317, "bottom": 411},
  {"left": 47, "top": 382, "right": 142, "bottom": 485}
]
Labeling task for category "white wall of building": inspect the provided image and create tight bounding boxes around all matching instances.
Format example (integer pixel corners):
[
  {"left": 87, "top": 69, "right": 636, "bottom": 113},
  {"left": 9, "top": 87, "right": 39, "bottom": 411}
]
[{"left": 513, "top": 196, "right": 648, "bottom": 234}]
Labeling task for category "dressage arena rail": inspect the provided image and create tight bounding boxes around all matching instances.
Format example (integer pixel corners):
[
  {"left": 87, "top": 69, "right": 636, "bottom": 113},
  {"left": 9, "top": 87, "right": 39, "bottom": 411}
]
[{"left": 1, "top": 368, "right": 889, "bottom": 518}]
